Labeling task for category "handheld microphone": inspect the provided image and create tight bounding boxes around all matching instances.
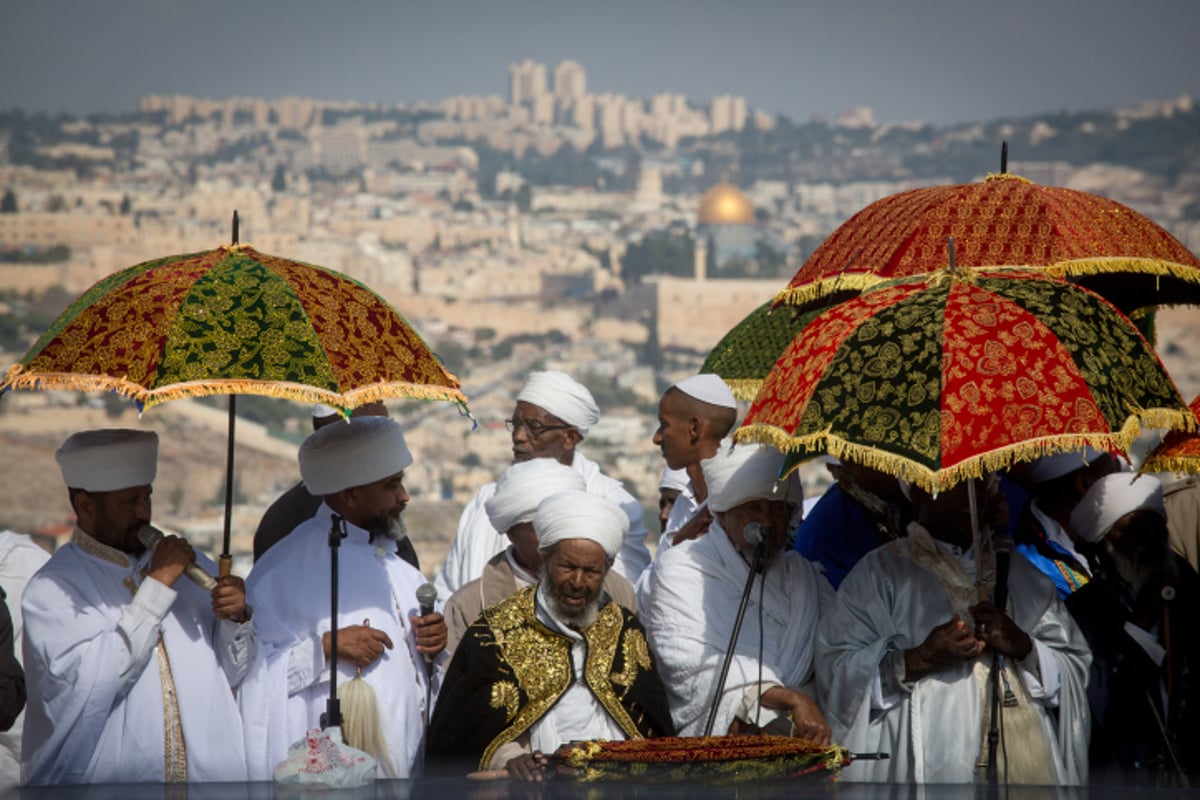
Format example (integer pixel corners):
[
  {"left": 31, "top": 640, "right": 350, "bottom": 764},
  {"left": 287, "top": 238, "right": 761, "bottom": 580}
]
[
  {"left": 993, "top": 535, "right": 1014, "bottom": 612},
  {"left": 414, "top": 582, "right": 438, "bottom": 665},
  {"left": 743, "top": 522, "right": 765, "bottom": 549},
  {"left": 137, "top": 525, "right": 218, "bottom": 592}
]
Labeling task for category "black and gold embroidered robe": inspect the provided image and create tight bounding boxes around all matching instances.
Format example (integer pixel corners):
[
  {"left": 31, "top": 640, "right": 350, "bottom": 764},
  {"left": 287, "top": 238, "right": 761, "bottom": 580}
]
[{"left": 426, "top": 585, "right": 675, "bottom": 773}]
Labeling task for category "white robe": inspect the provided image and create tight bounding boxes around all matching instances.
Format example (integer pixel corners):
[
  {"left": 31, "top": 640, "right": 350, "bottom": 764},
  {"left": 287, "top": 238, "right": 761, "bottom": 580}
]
[
  {"left": 21, "top": 530, "right": 254, "bottom": 785},
  {"left": 244, "top": 504, "right": 444, "bottom": 779},
  {"left": 433, "top": 451, "right": 651, "bottom": 597},
  {"left": 816, "top": 535, "right": 1091, "bottom": 785},
  {"left": 641, "top": 518, "right": 833, "bottom": 736},
  {"left": 0, "top": 531, "right": 49, "bottom": 789}
]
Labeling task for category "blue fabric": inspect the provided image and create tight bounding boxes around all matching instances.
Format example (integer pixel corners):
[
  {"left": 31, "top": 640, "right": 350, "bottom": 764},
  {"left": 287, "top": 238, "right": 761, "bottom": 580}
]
[
  {"left": 1016, "top": 533, "right": 1086, "bottom": 600},
  {"left": 792, "top": 484, "right": 886, "bottom": 590}
]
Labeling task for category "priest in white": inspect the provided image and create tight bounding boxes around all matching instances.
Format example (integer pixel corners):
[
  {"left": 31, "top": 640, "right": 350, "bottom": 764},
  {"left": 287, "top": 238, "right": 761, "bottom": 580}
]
[
  {"left": 817, "top": 476, "right": 1092, "bottom": 785},
  {"left": 22, "top": 429, "right": 255, "bottom": 785},
  {"left": 434, "top": 371, "right": 650, "bottom": 596},
  {"left": 244, "top": 416, "right": 447, "bottom": 779},
  {"left": 641, "top": 438, "right": 833, "bottom": 739}
]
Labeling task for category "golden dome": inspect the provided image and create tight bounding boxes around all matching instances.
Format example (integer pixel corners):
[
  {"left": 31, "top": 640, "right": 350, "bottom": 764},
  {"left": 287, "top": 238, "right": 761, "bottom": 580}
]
[{"left": 698, "top": 182, "right": 755, "bottom": 225}]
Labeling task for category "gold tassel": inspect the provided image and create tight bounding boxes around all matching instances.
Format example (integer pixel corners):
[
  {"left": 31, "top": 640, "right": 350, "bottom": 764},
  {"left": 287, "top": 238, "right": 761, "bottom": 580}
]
[{"left": 337, "top": 620, "right": 393, "bottom": 775}]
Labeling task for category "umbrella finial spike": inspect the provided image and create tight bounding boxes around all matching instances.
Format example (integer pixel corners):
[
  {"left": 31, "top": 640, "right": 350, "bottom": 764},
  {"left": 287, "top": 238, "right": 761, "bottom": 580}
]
[
  {"left": 947, "top": 236, "right": 958, "bottom": 274},
  {"left": 1000, "top": 141, "right": 1008, "bottom": 174},
  {"left": 232, "top": 210, "right": 239, "bottom": 245}
]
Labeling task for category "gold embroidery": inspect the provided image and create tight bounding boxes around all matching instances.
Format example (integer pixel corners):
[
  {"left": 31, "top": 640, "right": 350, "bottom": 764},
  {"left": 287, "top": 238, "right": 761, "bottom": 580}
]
[
  {"left": 72, "top": 527, "right": 131, "bottom": 568},
  {"left": 489, "top": 681, "right": 520, "bottom": 722},
  {"left": 155, "top": 638, "right": 188, "bottom": 782},
  {"left": 582, "top": 603, "right": 643, "bottom": 739},
  {"left": 610, "top": 628, "right": 651, "bottom": 689}
]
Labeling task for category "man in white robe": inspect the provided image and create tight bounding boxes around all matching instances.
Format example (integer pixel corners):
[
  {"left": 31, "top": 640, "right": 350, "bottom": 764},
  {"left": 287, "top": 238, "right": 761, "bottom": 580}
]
[
  {"left": 642, "top": 439, "right": 834, "bottom": 739},
  {"left": 0, "top": 530, "right": 47, "bottom": 789},
  {"left": 444, "top": 458, "right": 636, "bottom": 652},
  {"left": 22, "top": 429, "right": 255, "bottom": 785},
  {"left": 245, "top": 416, "right": 448, "bottom": 779},
  {"left": 434, "top": 371, "right": 650, "bottom": 596},
  {"left": 817, "top": 476, "right": 1091, "bottom": 785}
]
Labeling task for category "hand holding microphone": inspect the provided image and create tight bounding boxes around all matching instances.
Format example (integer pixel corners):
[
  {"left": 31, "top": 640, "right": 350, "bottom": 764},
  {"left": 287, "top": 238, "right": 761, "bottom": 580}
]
[
  {"left": 138, "top": 525, "right": 218, "bottom": 592},
  {"left": 412, "top": 582, "right": 446, "bottom": 663}
]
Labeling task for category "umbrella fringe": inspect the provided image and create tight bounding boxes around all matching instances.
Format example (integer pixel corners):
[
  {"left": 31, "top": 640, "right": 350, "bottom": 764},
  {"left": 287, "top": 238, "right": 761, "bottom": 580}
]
[
  {"left": 772, "top": 275, "right": 881, "bottom": 308},
  {"left": 1, "top": 366, "right": 471, "bottom": 414},
  {"left": 1142, "top": 455, "right": 1200, "bottom": 475},
  {"left": 738, "top": 408, "right": 1197, "bottom": 494},
  {"left": 1044, "top": 257, "right": 1200, "bottom": 285}
]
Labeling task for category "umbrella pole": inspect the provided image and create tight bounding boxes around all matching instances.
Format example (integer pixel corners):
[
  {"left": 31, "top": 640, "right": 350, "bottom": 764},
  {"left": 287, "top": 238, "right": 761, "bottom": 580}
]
[{"left": 219, "top": 397, "right": 235, "bottom": 577}]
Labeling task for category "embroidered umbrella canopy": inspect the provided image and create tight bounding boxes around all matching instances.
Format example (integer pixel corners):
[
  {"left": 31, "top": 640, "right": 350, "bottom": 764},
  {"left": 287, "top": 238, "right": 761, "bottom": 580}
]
[
  {"left": 701, "top": 299, "right": 820, "bottom": 402},
  {"left": 1142, "top": 394, "right": 1200, "bottom": 474},
  {"left": 1, "top": 239, "right": 468, "bottom": 572},
  {"left": 736, "top": 266, "right": 1195, "bottom": 494},
  {"left": 778, "top": 173, "right": 1200, "bottom": 318}
]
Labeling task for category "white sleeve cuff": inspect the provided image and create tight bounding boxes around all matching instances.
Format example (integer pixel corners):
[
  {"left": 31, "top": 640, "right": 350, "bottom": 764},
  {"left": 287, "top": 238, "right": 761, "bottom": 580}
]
[
  {"left": 1018, "top": 639, "right": 1060, "bottom": 705},
  {"left": 132, "top": 576, "right": 177, "bottom": 619},
  {"left": 286, "top": 633, "right": 326, "bottom": 695}
]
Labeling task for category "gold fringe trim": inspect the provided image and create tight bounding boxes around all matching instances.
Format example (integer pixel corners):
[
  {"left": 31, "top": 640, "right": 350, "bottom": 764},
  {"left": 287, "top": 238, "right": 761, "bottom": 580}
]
[
  {"left": 1, "top": 366, "right": 470, "bottom": 416},
  {"left": 736, "top": 407, "right": 1197, "bottom": 494},
  {"left": 983, "top": 173, "right": 1034, "bottom": 185},
  {"left": 773, "top": 275, "right": 884, "bottom": 308},
  {"left": 721, "top": 378, "right": 763, "bottom": 403},
  {"left": 1142, "top": 453, "right": 1200, "bottom": 476},
  {"left": 1044, "top": 257, "right": 1200, "bottom": 284}
]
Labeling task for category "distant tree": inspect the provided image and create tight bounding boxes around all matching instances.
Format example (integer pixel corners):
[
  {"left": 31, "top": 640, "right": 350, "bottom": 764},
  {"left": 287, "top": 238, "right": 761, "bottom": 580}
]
[
  {"left": 271, "top": 163, "right": 287, "bottom": 193},
  {"left": 514, "top": 184, "right": 532, "bottom": 213},
  {"left": 0, "top": 190, "right": 14, "bottom": 214},
  {"left": 46, "top": 195, "right": 66, "bottom": 212},
  {"left": 119, "top": 195, "right": 132, "bottom": 215}
]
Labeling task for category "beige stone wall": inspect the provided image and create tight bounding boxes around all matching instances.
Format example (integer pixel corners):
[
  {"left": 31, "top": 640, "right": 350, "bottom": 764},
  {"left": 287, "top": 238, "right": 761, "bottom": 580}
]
[{"left": 653, "top": 275, "right": 777, "bottom": 353}]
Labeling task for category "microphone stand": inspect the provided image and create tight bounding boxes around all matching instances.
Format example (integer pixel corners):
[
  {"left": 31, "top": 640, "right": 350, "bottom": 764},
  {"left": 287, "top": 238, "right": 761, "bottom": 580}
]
[
  {"left": 320, "top": 514, "right": 348, "bottom": 730},
  {"left": 703, "top": 538, "right": 766, "bottom": 737}
]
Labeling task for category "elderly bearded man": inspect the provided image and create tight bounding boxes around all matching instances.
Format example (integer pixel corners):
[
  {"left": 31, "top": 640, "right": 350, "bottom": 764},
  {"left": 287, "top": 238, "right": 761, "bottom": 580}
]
[
  {"left": 434, "top": 371, "right": 651, "bottom": 596},
  {"left": 427, "top": 491, "right": 675, "bottom": 781},
  {"left": 642, "top": 439, "right": 833, "bottom": 740},
  {"left": 22, "top": 429, "right": 255, "bottom": 785},
  {"left": 444, "top": 458, "right": 638, "bottom": 653},
  {"left": 244, "top": 417, "right": 447, "bottom": 779}
]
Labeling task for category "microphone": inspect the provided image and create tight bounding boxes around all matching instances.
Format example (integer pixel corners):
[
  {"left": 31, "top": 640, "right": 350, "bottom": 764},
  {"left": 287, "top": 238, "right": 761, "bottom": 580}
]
[
  {"left": 415, "top": 583, "right": 438, "bottom": 665},
  {"left": 743, "top": 522, "right": 765, "bottom": 548},
  {"left": 993, "top": 535, "right": 1014, "bottom": 612},
  {"left": 137, "top": 525, "right": 218, "bottom": 592}
]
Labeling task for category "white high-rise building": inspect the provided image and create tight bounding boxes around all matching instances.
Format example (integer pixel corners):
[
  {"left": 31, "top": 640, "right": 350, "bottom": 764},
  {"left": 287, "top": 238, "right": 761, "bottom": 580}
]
[
  {"left": 508, "top": 60, "right": 548, "bottom": 106},
  {"left": 710, "top": 95, "right": 748, "bottom": 134},
  {"left": 553, "top": 60, "right": 587, "bottom": 101}
]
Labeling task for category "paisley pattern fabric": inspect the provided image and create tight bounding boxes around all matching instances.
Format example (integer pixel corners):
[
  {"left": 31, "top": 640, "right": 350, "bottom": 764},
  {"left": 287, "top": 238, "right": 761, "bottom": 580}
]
[
  {"left": 778, "top": 173, "right": 1200, "bottom": 316},
  {"left": 2, "top": 245, "right": 466, "bottom": 412},
  {"left": 701, "top": 300, "right": 820, "bottom": 401},
  {"left": 739, "top": 268, "right": 1194, "bottom": 492},
  {"left": 1143, "top": 393, "right": 1200, "bottom": 474},
  {"left": 556, "top": 735, "right": 849, "bottom": 783}
]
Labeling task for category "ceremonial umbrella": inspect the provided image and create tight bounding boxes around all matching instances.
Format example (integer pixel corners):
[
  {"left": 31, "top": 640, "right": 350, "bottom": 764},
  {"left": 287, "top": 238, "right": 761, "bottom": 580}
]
[
  {"left": 778, "top": 173, "right": 1200, "bottom": 319},
  {"left": 1142, "top": 394, "right": 1200, "bottom": 475},
  {"left": 736, "top": 266, "right": 1195, "bottom": 495},
  {"left": 701, "top": 299, "right": 820, "bottom": 402},
  {"left": 1, "top": 239, "right": 468, "bottom": 572}
]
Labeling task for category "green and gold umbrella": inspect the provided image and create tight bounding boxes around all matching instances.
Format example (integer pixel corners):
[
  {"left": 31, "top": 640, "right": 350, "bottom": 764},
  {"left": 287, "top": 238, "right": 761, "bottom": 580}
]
[{"left": 701, "top": 300, "right": 820, "bottom": 402}]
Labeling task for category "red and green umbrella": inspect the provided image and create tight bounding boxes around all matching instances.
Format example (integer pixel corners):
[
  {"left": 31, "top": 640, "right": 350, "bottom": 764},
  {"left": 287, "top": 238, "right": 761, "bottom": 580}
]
[
  {"left": 3, "top": 243, "right": 466, "bottom": 412},
  {"left": 2, "top": 241, "right": 468, "bottom": 571},
  {"left": 1142, "top": 393, "right": 1200, "bottom": 475},
  {"left": 737, "top": 267, "right": 1195, "bottom": 493},
  {"left": 701, "top": 299, "right": 820, "bottom": 402}
]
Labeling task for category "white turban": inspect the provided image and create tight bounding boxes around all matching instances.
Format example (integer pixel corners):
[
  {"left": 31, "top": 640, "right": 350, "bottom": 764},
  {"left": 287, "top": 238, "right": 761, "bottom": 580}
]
[
  {"left": 516, "top": 371, "right": 600, "bottom": 437},
  {"left": 703, "top": 438, "right": 787, "bottom": 513},
  {"left": 658, "top": 466, "right": 690, "bottom": 493},
  {"left": 1070, "top": 472, "right": 1166, "bottom": 543},
  {"left": 673, "top": 374, "right": 737, "bottom": 409},
  {"left": 533, "top": 490, "right": 627, "bottom": 559},
  {"left": 299, "top": 416, "right": 413, "bottom": 496},
  {"left": 56, "top": 429, "right": 158, "bottom": 492},
  {"left": 485, "top": 458, "right": 587, "bottom": 534},
  {"left": 1028, "top": 446, "right": 1107, "bottom": 484}
]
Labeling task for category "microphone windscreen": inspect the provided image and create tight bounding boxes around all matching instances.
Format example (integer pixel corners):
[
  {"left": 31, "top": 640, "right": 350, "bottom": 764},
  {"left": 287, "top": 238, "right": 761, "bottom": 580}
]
[
  {"left": 743, "top": 522, "right": 764, "bottom": 547},
  {"left": 136, "top": 525, "right": 164, "bottom": 548},
  {"left": 415, "top": 582, "right": 438, "bottom": 616}
]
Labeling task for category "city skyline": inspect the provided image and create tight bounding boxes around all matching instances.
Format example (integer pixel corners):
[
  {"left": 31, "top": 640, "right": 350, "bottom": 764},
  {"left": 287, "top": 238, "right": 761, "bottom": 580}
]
[{"left": 2, "top": 0, "right": 1200, "bottom": 126}]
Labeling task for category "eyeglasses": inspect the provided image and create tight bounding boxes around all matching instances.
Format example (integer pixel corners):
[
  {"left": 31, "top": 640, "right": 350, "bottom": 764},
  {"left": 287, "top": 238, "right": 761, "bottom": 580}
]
[{"left": 505, "top": 419, "right": 572, "bottom": 437}]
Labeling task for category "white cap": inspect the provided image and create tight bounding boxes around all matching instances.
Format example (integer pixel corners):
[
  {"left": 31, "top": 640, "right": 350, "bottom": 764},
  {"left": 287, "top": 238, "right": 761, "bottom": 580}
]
[
  {"left": 485, "top": 458, "right": 587, "bottom": 534},
  {"left": 56, "top": 429, "right": 158, "bottom": 492},
  {"left": 673, "top": 374, "right": 737, "bottom": 409},
  {"left": 1028, "top": 447, "right": 1107, "bottom": 484},
  {"left": 299, "top": 417, "right": 413, "bottom": 496},
  {"left": 516, "top": 371, "right": 601, "bottom": 437},
  {"left": 703, "top": 437, "right": 788, "bottom": 513},
  {"left": 1070, "top": 472, "right": 1167, "bottom": 544},
  {"left": 533, "top": 490, "right": 627, "bottom": 559},
  {"left": 658, "top": 466, "right": 690, "bottom": 493},
  {"left": 312, "top": 403, "right": 341, "bottom": 419}
]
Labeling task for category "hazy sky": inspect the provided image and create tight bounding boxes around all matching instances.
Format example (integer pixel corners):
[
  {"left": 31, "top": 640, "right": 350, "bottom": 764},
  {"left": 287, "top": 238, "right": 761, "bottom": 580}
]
[{"left": 3, "top": 0, "right": 1199, "bottom": 126}]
